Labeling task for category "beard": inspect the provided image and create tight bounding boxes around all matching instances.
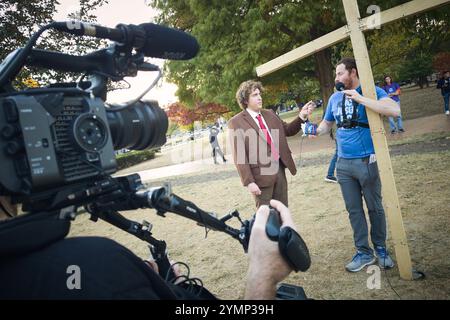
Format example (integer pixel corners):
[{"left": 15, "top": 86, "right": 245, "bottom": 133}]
[{"left": 343, "top": 78, "right": 354, "bottom": 89}]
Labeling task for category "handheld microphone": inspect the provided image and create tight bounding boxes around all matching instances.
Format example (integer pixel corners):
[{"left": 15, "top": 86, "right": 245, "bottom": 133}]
[{"left": 335, "top": 82, "right": 345, "bottom": 92}]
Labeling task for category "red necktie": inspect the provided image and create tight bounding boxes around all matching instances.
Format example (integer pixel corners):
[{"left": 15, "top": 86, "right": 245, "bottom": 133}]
[{"left": 256, "top": 114, "right": 279, "bottom": 160}]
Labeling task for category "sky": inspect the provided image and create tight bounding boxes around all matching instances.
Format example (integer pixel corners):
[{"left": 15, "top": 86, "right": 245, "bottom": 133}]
[{"left": 54, "top": 0, "right": 178, "bottom": 107}]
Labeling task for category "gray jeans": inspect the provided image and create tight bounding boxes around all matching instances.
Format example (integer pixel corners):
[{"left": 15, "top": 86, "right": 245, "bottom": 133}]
[{"left": 336, "top": 157, "right": 387, "bottom": 255}]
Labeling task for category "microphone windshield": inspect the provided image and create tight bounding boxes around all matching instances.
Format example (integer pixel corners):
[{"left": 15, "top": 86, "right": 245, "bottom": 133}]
[
  {"left": 335, "top": 82, "right": 345, "bottom": 92},
  {"left": 139, "top": 23, "right": 199, "bottom": 60}
]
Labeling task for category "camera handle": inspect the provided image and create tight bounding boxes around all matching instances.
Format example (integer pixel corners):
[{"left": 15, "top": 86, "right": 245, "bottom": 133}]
[{"left": 87, "top": 207, "right": 176, "bottom": 281}]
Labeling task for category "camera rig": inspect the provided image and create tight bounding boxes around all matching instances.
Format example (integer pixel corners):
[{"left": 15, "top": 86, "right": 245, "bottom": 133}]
[{"left": 0, "top": 21, "right": 310, "bottom": 299}]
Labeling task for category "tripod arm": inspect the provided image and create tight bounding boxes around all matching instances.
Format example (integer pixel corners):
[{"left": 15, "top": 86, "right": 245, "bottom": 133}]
[{"left": 140, "top": 185, "right": 242, "bottom": 240}]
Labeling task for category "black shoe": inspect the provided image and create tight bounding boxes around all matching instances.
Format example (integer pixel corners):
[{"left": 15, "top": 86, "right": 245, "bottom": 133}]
[
  {"left": 223, "top": 158, "right": 227, "bottom": 163},
  {"left": 325, "top": 176, "right": 338, "bottom": 183},
  {"left": 390, "top": 130, "right": 397, "bottom": 134},
  {"left": 399, "top": 128, "right": 405, "bottom": 132}
]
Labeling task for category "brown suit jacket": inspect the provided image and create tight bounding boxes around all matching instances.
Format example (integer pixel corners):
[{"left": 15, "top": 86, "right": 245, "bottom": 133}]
[{"left": 228, "top": 109, "right": 304, "bottom": 188}]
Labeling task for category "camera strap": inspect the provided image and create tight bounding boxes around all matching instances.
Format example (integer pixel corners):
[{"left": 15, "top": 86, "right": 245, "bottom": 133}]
[
  {"left": 0, "top": 211, "right": 70, "bottom": 258},
  {"left": 337, "top": 93, "right": 369, "bottom": 129}
]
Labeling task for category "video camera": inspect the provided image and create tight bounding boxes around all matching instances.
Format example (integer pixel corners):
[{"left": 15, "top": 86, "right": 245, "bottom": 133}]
[
  {"left": 0, "top": 21, "right": 202, "bottom": 212},
  {"left": 0, "top": 20, "right": 310, "bottom": 299}
]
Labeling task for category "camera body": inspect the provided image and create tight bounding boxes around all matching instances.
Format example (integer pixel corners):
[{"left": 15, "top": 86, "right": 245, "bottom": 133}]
[
  {"left": 0, "top": 91, "right": 116, "bottom": 195},
  {"left": 340, "top": 118, "right": 355, "bottom": 129},
  {"left": 0, "top": 22, "right": 177, "bottom": 212}
]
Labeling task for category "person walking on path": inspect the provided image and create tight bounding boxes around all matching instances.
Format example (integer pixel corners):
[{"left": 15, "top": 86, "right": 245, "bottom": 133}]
[{"left": 209, "top": 125, "right": 227, "bottom": 164}]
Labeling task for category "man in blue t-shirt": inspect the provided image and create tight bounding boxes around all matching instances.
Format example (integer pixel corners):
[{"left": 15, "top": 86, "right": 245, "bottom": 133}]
[
  {"left": 382, "top": 75, "right": 404, "bottom": 134},
  {"left": 302, "top": 58, "right": 399, "bottom": 273}
]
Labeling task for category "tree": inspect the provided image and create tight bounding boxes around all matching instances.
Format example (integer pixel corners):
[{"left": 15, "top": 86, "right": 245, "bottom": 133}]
[
  {"left": 151, "top": 0, "right": 450, "bottom": 113},
  {"left": 166, "top": 101, "right": 229, "bottom": 128},
  {"left": 433, "top": 52, "right": 450, "bottom": 74},
  {"left": 399, "top": 52, "right": 433, "bottom": 88},
  {"left": 166, "top": 102, "right": 196, "bottom": 126},
  {"left": 150, "top": 0, "right": 432, "bottom": 114},
  {"left": 0, "top": 0, "right": 108, "bottom": 87},
  {"left": 150, "top": 0, "right": 349, "bottom": 113}
]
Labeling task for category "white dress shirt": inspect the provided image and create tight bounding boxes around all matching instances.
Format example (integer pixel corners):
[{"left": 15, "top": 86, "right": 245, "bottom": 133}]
[{"left": 246, "top": 108, "right": 274, "bottom": 141}]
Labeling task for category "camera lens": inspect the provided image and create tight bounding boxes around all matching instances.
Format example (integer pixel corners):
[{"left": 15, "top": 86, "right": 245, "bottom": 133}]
[{"left": 106, "top": 100, "right": 168, "bottom": 151}]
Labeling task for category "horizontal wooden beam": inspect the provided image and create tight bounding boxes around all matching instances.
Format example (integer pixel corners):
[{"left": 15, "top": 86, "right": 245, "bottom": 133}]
[
  {"left": 256, "top": 26, "right": 348, "bottom": 77},
  {"left": 361, "top": 0, "right": 450, "bottom": 30},
  {"left": 256, "top": 0, "right": 450, "bottom": 77}
]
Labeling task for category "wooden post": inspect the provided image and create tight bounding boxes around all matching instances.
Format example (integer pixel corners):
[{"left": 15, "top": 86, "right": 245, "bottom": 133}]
[{"left": 343, "top": 0, "right": 413, "bottom": 280}]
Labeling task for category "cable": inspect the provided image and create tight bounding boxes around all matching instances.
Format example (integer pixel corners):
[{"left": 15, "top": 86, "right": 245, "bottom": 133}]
[
  {"left": 0, "top": 199, "right": 15, "bottom": 218},
  {"left": 165, "top": 261, "right": 189, "bottom": 282},
  {"left": 383, "top": 262, "right": 402, "bottom": 300},
  {"left": 297, "top": 135, "right": 305, "bottom": 172},
  {"left": 105, "top": 67, "right": 162, "bottom": 111},
  {"left": 166, "top": 261, "right": 206, "bottom": 297}
]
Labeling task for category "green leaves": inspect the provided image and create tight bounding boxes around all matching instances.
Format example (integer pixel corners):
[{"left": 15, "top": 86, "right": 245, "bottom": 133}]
[
  {"left": 151, "top": 0, "right": 449, "bottom": 113},
  {"left": 1, "top": 0, "right": 108, "bottom": 87}
]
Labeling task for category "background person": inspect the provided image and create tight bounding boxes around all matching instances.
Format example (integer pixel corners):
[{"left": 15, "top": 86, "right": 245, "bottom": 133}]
[{"left": 382, "top": 75, "right": 404, "bottom": 134}]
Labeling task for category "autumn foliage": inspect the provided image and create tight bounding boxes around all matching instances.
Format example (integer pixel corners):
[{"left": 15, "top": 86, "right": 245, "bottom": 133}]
[
  {"left": 433, "top": 52, "right": 450, "bottom": 74},
  {"left": 166, "top": 102, "right": 229, "bottom": 126}
]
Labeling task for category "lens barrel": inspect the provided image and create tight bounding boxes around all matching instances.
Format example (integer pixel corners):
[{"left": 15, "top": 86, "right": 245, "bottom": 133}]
[{"left": 106, "top": 100, "right": 168, "bottom": 150}]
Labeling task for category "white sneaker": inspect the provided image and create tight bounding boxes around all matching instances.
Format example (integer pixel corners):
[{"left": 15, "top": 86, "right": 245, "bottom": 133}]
[{"left": 446, "top": 111, "right": 450, "bottom": 116}]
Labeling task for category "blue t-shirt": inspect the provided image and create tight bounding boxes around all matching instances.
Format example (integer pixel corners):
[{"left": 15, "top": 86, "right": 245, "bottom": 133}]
[
  {"left": 382, "top": 83, "right": 400, "bottom": 102},
  {"left": 324, "top": 86, "right": 389, "bottom": 159}
]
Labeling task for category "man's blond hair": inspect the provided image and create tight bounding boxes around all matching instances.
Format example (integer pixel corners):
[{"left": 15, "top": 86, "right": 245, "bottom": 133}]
[{"left": 235, "top": 80, "right": 264, "bottom": 110}]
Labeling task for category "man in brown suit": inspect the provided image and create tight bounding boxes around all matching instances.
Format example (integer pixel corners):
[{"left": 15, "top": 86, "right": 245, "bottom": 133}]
[{"left": 228, "top": 80, "right": 315, "bottom": 208}]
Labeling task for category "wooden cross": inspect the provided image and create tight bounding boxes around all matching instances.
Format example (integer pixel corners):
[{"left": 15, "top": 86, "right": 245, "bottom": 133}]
[{"left": 256, "top": 0, "right": 450, "bottom": 280}]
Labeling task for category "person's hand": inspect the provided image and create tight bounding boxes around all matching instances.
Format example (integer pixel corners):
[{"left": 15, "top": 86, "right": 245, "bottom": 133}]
[
  {"left": 144, "top": 258, "right": 182, "bottom": 282},
  {"left": 245, "top": 200, "right": 295, "bottom": 299},
  {"left": 299, "top": 100, "right": 316, "bottom": 120},
  {"left": 343, "top": 89, "right": 364, "bottom": 103},
  {"left": 247, "top": 182, "right": 261, "bottom": 196}
]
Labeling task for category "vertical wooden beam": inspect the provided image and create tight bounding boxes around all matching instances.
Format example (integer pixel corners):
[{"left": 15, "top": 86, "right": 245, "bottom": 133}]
[{"left": 342, "top": 0, "right": 413, "bottom": 280}]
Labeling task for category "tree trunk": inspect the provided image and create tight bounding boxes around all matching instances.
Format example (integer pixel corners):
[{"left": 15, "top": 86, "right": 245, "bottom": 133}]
[
  {"left": 418, "top": 76, "right": 427, "bottom": 89},
  {"left": 313, "top": 49, "right": 335, "bottom": 114},
  {"left": 310, "top": 26, "right": 335, "bottom": 113}
]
